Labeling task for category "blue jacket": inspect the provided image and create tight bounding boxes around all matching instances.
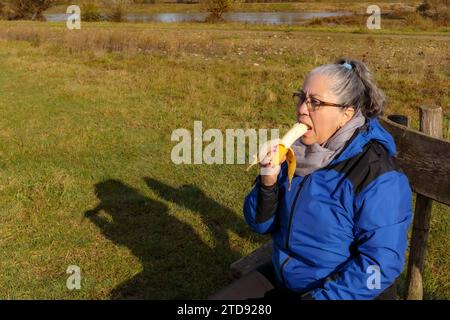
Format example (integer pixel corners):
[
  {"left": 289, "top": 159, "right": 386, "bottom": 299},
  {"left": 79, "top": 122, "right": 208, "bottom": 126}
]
[{"left": 244, "top": 117, "right": 413, "bottom": 300}]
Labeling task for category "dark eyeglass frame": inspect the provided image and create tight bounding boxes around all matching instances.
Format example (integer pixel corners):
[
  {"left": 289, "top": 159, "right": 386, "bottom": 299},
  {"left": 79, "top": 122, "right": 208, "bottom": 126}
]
[{"left": 293, "top": 90, "right": 347, "bottom": 112}]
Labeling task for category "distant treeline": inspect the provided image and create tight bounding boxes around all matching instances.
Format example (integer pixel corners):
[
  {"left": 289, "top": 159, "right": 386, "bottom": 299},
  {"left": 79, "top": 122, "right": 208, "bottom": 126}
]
[{"left": 0, "top": 0, "right": 448, "bottom": 23}]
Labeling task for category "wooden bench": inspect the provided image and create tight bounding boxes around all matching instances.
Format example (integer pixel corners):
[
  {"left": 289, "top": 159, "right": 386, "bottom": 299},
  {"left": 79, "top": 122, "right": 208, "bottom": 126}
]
[{"left": 231, "top": 106, "right": 450, "bottom": 300}]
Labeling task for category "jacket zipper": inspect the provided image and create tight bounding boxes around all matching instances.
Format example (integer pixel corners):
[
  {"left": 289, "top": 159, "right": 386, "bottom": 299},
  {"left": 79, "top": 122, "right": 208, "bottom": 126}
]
[
  {"left": 283, "top": 125, "right": 362, "bottom": 250},
  {"left": 278, "top": 125, "right": 366, "bottom": 286},
  {"left": 285, "top": 174, "right": 310, "bottom": 250}
]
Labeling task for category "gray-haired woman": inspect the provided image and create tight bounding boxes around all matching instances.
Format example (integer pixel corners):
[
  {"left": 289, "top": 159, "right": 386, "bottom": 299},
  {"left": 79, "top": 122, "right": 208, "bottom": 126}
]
[{"left": 209, "top": 58, "right": 413, "bottom": 300}]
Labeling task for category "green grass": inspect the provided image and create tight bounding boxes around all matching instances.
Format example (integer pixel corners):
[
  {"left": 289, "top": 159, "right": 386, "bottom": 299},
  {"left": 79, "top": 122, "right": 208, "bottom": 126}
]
[{"left": 0, "top": 19, "right": 448, "bottom": 299}]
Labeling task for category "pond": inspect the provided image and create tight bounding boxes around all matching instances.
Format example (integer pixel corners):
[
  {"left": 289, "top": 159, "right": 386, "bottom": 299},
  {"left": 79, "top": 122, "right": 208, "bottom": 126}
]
[{"left": 44, "top": 11, "right": 350, "bottom": 25}]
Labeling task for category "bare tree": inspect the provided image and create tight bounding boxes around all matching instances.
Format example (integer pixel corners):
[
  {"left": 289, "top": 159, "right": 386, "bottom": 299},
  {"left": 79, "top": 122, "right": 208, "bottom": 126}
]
[{"left": 202, "top": 0, "right": 239, "bottom": 22}]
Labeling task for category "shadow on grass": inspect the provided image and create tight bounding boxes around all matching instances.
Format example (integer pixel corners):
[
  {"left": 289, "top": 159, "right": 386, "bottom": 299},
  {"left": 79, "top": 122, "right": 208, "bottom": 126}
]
[{"left": 84, "top": 178, "right": 245, "bottom": 299}]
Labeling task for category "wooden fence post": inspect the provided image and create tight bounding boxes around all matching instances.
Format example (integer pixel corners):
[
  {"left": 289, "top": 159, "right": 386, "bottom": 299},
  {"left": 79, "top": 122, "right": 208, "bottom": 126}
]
[{"left": 406, "top": 106, "right": 443, "bottom": 300}]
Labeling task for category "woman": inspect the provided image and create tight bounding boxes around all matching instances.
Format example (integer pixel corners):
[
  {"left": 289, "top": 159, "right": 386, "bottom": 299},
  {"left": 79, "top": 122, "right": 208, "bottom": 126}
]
[{"left": 210, "top": 58, "right": 413, "bottom": 300}]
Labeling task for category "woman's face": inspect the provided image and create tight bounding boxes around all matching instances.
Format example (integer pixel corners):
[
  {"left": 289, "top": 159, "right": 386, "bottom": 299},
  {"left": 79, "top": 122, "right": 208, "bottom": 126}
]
[{"left": 297, "top": 74, "right": 354, "bottom": 145}]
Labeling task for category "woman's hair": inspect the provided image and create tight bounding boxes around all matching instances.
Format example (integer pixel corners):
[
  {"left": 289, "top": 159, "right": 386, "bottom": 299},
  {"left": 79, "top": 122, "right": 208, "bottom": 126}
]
[{"left": 305, "top": 58, "right": 386, "bottom": 118}]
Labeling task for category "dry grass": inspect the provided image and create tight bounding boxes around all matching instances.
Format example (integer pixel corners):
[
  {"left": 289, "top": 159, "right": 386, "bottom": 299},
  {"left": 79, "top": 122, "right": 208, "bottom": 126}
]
[{"left": 0, "top": 21, "right": 448, "bottom": 132}]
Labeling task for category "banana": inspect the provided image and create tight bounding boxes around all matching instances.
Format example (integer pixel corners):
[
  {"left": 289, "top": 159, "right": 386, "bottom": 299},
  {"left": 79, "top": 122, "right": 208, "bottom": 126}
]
[{"left": 247, "top": 123, "right": 308, "bottom": 191}]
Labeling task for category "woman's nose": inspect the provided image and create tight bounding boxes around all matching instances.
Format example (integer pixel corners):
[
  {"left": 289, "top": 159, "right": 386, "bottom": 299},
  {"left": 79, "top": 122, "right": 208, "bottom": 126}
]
[{"left": 297, "top": 100, "right": 310, "bottom": 117}]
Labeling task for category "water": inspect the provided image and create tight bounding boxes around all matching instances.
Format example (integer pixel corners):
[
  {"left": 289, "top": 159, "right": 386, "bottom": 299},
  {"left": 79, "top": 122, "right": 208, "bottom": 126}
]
[{"left": 45, "top": 11, "right": 350, "bottom": 25}]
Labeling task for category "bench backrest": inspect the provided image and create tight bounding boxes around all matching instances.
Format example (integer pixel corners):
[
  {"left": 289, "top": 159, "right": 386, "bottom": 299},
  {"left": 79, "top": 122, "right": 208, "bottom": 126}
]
[{"left": 379, "top": 117, "right": 450, "bottom": 206}]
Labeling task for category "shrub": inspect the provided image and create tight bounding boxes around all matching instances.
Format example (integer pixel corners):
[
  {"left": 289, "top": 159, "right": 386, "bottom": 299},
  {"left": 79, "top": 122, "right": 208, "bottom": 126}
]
[
  {"left": 80, "top": 1, "right": 102, "bottom": 22},
  {"left": 417, "top": 0, "right": 450, "bottom": 25},
  {"left": 107, "top": 0, "right": 130, "bottom": 22},
  {"left": 417, "top": 1, "right": 432, "bottom": 14},
  {"left": 201, "top": 0, "right": 237, "bottom": 22},
  {"left": 1, "top": 0, "right": 55, "bottom": 21}
]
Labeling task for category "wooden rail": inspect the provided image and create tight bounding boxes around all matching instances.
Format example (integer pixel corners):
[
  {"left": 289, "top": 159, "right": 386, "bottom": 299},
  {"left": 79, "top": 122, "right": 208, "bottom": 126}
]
[
  {"left": 380, "top": 110, "right": 449, "bottom": 205},
  {"left": 231, "top": 106, "right": 449, "bottom": 300}
]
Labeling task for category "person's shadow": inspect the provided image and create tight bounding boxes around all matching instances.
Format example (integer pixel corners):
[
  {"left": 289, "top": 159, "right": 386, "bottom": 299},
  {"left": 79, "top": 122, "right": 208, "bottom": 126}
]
[{"left": 84, "top": 178, "right": 247, "bottom": 299}]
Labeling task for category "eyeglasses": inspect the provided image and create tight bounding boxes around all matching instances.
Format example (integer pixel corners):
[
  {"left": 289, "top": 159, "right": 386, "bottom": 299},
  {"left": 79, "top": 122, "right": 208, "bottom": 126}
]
[{"left": 293, "top": 90, "right": 346, "bottom": 112}]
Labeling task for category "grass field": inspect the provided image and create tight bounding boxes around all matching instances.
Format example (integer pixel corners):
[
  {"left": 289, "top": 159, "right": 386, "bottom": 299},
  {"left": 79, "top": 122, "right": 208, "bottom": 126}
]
[{"left": 0, "top": 15, "right": 448, "bottom": 299}]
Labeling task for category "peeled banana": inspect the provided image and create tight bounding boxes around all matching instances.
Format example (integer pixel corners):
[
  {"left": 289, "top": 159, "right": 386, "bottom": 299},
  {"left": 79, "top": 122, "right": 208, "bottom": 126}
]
[{"left": 247, "top": 123, "right": 309, "bottom": 191}]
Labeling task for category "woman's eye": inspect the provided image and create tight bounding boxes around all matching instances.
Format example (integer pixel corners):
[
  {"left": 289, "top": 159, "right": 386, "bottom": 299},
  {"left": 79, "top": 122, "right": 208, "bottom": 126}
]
[
  {"left": 296, "top": 94, "right": 306, "bottom": 104},
  {"left": 311, "top": 99, "right": 321, "bottom": 106}
]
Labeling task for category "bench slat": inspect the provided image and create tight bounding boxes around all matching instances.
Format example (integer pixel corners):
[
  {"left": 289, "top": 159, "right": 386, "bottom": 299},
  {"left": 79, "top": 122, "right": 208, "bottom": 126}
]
[{"left": 230, "top": 240, "right": 273, "bottom": 279}]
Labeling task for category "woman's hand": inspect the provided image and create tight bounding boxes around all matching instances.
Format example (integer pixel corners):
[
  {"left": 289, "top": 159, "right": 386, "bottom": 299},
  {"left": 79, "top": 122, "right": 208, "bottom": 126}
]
[{"left": 259, "top": 144, "right": 286, "bottom": 187}]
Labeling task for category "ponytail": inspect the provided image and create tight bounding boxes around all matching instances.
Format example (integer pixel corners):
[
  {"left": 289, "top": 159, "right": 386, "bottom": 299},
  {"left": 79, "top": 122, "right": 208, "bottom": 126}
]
[{"left": 336, "top": 58, "right": 386, "bottom": 118}]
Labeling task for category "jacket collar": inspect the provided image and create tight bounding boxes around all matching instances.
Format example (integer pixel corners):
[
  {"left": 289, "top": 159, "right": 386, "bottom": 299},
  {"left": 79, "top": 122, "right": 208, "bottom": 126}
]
[{"left": 329, "top": 117, "right": 396, "bottom": 166}]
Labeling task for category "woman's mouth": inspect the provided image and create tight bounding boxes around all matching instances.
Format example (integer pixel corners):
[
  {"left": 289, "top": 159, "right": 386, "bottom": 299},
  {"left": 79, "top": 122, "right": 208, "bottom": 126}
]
[
  {"left": 300, "top": 122, "right": 312, "bottom": 131},
  {"left": 299, "top": 122, "right": 313, "bottom": 137}
]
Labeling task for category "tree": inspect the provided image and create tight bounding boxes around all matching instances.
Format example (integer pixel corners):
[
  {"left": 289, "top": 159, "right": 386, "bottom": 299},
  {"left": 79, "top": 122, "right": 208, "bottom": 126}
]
[{"left": 201, "top": 0, "right": 239, "bottom": 22}]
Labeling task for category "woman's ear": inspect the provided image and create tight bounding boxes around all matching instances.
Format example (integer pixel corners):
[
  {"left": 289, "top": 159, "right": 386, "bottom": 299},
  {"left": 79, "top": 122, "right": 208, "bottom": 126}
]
[{"left": 340, "top": 107, "right": 355, "bottom": 126}]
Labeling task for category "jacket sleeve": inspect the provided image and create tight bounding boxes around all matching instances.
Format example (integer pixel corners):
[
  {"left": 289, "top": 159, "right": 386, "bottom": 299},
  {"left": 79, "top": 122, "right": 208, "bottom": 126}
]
[
  {"left": 243, "top": 162, "right": 287, "bottom": 235},
  {"left": 307, "top": 171, "right": 413, "bottom": 300}
]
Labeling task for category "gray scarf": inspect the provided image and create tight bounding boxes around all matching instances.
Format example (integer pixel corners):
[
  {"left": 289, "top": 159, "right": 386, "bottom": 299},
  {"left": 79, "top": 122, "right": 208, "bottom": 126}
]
[{"left": 292, "top": 109, "right": 366, "bottom": 177}]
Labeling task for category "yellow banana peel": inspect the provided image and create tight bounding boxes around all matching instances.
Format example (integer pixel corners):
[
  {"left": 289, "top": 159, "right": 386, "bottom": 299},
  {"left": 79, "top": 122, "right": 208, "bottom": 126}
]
[{"left": 247, "top": 123, "right": 309, "bottom": 191}]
